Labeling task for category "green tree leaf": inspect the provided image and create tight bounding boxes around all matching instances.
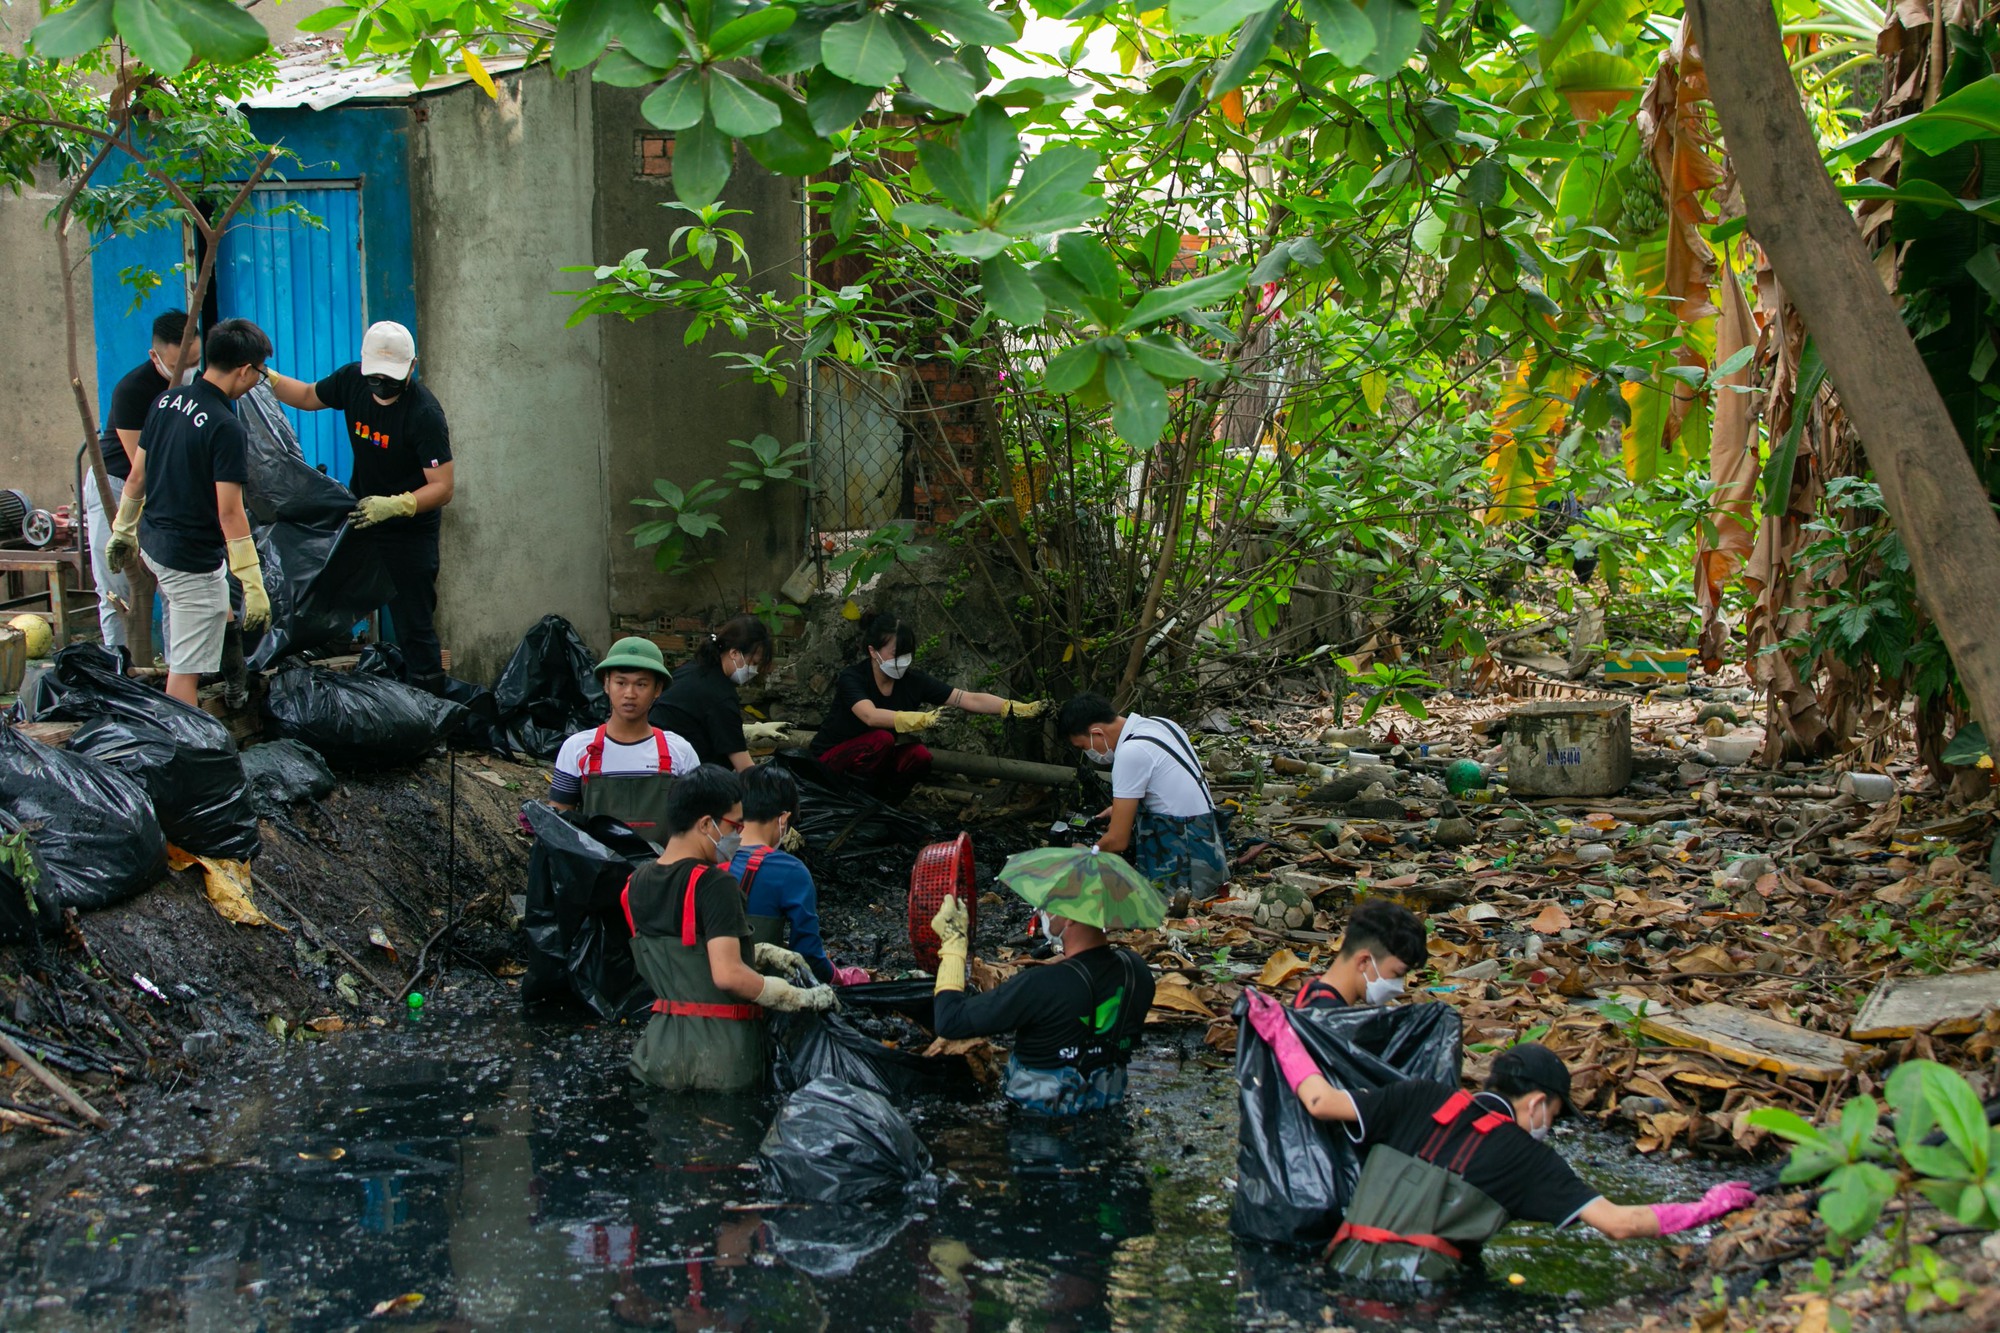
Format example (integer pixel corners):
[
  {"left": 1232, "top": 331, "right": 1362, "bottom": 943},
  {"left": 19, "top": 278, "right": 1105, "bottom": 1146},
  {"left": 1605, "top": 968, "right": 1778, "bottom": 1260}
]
[
  {"left": 904, "top": 0, "right": 1017, "bottom": 46},
  {"left": 709, "top": 3, "right": 794, "bottom": 59},
  {"left": 1360, "top": 0, "right": 1422, "bottom": 79},
  {"left": 641, "top": 67, "right": 707, "bottom": 131},
  {"left": 114, "top": 0, "right": 194, "bottom": 73},
  {"left": 1921, "top": 1063, "right": 1991, "bottom": 1176},
  {"left": 893, "top": 17, "right": 980, "bottom": 113},
  {"left": 593, "top": 50, "right": 670, "bottom": 86},
  {"left": 980, "top": 254, "right": 1047, "bottom": 325},
  {"left": 1504, "top": 0, "right": 1564, "bottom": 38},
  {"left": 616, "top": 0, "right": 690, "bottom": 68},
  {"left": 1121, "top": 263, "right": 1249, "bottom": 331},
  {"left": 1131, "top": 331, "right": 1223, "bottom": 382},
  {"left": 1042, "top": 341, "right": 1103, "bottom": 394},
  {"left": 892, "top": 202, "right": 981, "bottom": 230},
  {"left": 1105, "top": 355, "right": 1170, "bottom": 447},
  {"left": 742, "top": 83, "right": 833, "bottom": 175},
  {"left": 996, "top": 144, "right": 1102, "bottom": 234},
  {"left": 553, "top": 0, "right": 618, "bottom": 72},
  {"left": 706, "top": 70, "right": 783, "bottom": 136},
  {"left": 1211, "top": 1, "right": 1281, "bottom": 95},
  {"left": 30, "top": 0, "right": 117, "bottom": 59},
  {"left": 1168, "top": 0, "right": 1282, "bottom": 39},
  {"left": 296, "top": 4, "right": 359, "bottom": 36},
  {"left": 806, "top": 69, "right": 877, "bottom": 136},
  {"left": 672, "top": 115, "right": 733, "bottom": 206},
  {"left": 166, "top": 0, "right": 268, "bottom": 63},
  {"left": 822, "top": 12, "right": 907, "bottom": 87},
  {"left": 1300, "top": 0, "right": 1376, "bottom": 64}
]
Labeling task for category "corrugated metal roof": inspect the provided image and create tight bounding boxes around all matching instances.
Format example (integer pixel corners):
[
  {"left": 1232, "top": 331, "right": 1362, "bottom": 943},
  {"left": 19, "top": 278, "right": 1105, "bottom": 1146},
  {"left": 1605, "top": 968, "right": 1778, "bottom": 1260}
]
[{"left": 242, "top": 40, "right": 533, "bottom": 112}]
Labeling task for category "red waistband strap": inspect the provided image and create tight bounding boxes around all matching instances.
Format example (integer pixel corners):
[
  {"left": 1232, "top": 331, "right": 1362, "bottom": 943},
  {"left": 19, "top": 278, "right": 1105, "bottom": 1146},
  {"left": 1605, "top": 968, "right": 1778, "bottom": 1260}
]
[
  {"left": 651, "top": 998, "right": 761, "bottom": 1021},
  {"left": 1328, "top": 1221, "right": 1464, "bottom": 1264}
]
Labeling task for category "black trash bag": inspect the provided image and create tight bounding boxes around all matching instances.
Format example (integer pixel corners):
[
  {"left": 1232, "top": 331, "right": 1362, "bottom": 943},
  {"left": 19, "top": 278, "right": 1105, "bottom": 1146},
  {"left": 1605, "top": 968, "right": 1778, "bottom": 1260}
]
[
  {"left": 493, "top": 615, "right": 605, "bottom": 761},
  {"left": 263, "top": 665, "right": 468, "bottom": 768},
  {"left": 519, "top": 801, "right": 654, "bottom": 1019},
  {"left": 756, "top": 1076, "right": 937, "bottom": 1206},
  {"left": 770, "top": 751, "right": 940, "bottom": 870},
  {"left": 355, "top": 642, "right": 407, "bottom": 679},
  {"left": 0, "top": 813, "right": 43, "bottom": 946},
  {"left": 0, "top": 726, "right": 167, "bottom": 915},
  {"left": 238, "top": 385, "right": 397, "bottom": 670},
  {"left": 356, "top": 644, "right": 512, "bottom": 756},
  {"left": 1230, "top": 997, "right": 1463, "bottom": 1249},
  {"left": 25, "top": 644, "right": 259, "bottom": 861},
  {"left": 833, "top": 979, "right": 945, "bottom": 1027},
  {"left": 771, "top": 1003, "right": 978, "bottom": 1101},
  {"left": 240, "top": 740, "right": 337, "bottom": 816},
  {"left": 762, "top": 1201, "right": 917, "bottom": 1280}
]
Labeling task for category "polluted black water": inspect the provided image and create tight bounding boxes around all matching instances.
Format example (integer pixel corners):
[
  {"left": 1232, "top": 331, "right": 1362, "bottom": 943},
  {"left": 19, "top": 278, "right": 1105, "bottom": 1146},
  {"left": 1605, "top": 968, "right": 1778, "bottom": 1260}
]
[{"left": 0, "top": 983, "right": 1727, "bottom": 1331}]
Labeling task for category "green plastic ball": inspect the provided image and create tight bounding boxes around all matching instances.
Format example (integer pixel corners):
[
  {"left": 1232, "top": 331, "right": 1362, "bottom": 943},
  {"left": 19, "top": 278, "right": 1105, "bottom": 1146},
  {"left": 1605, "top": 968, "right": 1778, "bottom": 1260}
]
[
  {"left": 1445, "top": 759, "right": 1487, "bottom": 795},
  {"left": 407, "top": 992, "right": 425, "bottom": 1010}
]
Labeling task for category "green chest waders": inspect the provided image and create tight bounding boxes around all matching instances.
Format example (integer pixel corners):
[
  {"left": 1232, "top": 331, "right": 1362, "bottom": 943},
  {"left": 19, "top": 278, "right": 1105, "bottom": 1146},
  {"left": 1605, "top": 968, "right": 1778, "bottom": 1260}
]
[
  {"left": 623, "top": 865, "right": 768, "bottom": 1092},
  {"left": 1324, "top": 1090, "right": 1517, "bottom": 1285},
  {"left": 578, "top": 726, "right": 679, "bottom": 846}
]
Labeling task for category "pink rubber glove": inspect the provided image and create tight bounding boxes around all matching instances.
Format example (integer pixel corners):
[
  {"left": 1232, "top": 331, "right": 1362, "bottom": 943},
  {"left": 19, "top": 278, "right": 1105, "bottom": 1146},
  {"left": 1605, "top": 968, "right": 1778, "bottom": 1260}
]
[
  {"left": 831, "top": 966, "right": 870, "bottom": 986},
  {"left": 1652, "top": 1181, "right": 1757, "bottom": 1234},
  {"left": 1244, "top": 989, "right": 1322, "bottom": 1092}
]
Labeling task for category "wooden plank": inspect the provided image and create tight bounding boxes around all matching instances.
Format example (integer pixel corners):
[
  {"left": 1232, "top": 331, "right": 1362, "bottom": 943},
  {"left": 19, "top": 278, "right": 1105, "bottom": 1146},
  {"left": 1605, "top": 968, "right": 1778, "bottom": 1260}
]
[
  {"left": 1638, "top": 1002, "right": 1879, "bottom": 1081},
  {"left": 12, "top": 721, "right": 80, "bottom": 748},
  {"left": 1850, "top": 970, "right": 2000, "bottom": 1041}
]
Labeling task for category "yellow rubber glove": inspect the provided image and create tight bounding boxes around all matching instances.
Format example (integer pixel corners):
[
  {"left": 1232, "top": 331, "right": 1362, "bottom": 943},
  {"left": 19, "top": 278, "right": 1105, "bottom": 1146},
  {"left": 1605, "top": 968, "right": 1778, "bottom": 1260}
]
[
  {"left": 226, "top": 535, "right": 271, "bottom": 634},
  {"left": 931, "top": 893, "right": 968, "bottom": 994},
  {"left": 756, "top": 975, "right": 836, "bottom": 1013},
  {"left": 1002, "top": 699, "right": 1048, "bottom": 718},
  {"left": 352, "top": 492, "right": 419, "bottom": 528},
  {"left": 106, "top": 494, "right": 144, "bottom": 574},
  {"left": 894, "top": 709, "right": 943, "bottom": 734}
]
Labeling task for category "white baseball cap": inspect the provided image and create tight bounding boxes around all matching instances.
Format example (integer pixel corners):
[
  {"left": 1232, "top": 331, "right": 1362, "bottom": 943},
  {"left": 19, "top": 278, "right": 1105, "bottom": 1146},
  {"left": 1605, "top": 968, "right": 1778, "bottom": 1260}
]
[{"left": 359, "top": 321, "right": 416, "bottom": 378}]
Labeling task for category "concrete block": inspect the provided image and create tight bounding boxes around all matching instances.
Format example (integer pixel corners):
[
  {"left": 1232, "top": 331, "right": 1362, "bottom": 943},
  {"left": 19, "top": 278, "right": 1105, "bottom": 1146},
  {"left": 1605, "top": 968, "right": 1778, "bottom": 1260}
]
[{"left": 1502, "top": 700, "right": 1632, "bottom": 797}]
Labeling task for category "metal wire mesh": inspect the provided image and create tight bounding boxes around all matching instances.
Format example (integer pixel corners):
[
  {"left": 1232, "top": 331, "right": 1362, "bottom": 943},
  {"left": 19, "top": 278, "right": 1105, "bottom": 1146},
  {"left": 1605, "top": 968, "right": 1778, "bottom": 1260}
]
[{"left": 809, "top": 361, "right": 909, "bottom": 537}]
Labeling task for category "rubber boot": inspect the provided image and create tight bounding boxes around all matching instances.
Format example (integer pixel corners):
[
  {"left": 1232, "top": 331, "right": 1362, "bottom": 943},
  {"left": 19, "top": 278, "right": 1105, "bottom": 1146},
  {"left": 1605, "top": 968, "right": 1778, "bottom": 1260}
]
[{"left": 220, "top": 622, "right": 248, "bottom": 710}]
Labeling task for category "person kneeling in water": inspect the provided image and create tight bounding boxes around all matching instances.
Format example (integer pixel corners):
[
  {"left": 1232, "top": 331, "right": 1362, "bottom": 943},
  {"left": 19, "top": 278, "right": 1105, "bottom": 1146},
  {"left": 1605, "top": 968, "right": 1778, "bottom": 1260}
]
[
  {"left": 1246, "top": 992, "right": 1758, "bottom": 1285},
  {"left": 624, "top": 765, "right": 834, "bottom": 1092}
]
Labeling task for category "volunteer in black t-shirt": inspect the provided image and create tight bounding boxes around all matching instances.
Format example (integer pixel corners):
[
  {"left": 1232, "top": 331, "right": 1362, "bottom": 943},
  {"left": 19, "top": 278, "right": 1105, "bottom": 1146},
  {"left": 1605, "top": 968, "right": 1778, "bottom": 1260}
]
[
  {"left": 928, "top": 892, "right": 1154, "bottom": 1117},
  {"left": 88, "top": 308, "right": 190, "bottom": 654},
  {"left": 807, "top": 611, "right": 1046, "bottom": 802},
  {"left": 622, "top": 766, "right": 835, "bottom": 1092},
  {"left": 104, "top": 319, "right": 274, "bottom": 708},
  {"left": 1242, "top": 998, "right": 1761, "bottom": 1282},
  {"left": 651, "top": 615, "right": 784, "bottom": 770},
  {"left": 266, "top": 321, "right": 455, "bottom": 690}
]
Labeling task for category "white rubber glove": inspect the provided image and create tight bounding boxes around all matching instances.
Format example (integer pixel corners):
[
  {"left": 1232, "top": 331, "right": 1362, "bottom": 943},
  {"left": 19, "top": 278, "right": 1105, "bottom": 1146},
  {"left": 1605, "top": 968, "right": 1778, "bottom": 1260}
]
[
  {"left": 753, "top": 941, "right": 806, "bottom": 976},
  {"left": 757, "top": 975, "right": 836, "bottom": 1013}
]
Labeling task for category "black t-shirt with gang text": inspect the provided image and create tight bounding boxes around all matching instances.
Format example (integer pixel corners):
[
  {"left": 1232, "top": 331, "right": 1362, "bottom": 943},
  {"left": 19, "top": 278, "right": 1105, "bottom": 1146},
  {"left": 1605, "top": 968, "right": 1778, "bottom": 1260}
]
[
  {"left": 100, "top": 359, "right": 168, "bottom": 480},
  {"left": 135, "top": 377, "right": 248, "bottom": 573},
  {"left": 315, "top": 362, "right": 452, "bottom": 535}
]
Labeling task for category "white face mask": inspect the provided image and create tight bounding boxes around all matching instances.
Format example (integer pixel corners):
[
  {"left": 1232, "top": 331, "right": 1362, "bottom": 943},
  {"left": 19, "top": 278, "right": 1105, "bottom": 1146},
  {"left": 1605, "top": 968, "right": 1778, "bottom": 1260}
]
[
  {"left": 1524, "top": 1099, "right": 1552, "bottom": 1141},
  {"left": 877, "top": 651, "right": 912, "bottom": 680},
  {"left": 1084, "top": 735, "right": 1116, "bottom": 767},
  {"left": 154, "top": 352, "right": 197, "bottom": 387},
  {"left": 729, "top": 663, "right": 759, "bottom": 685},
  {"left": 1362, "top": 958, "right": 1407, "bottom": 1006},
  {"left": 1037, "top": 911, "right": 1065, "bottom": 956}
]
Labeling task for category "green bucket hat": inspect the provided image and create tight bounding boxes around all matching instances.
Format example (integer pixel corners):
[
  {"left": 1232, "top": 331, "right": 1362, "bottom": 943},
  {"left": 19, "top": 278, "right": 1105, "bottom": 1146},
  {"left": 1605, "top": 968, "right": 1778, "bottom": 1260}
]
[{"left": 595, "top": 636, "right": 669, "bottom": 683}]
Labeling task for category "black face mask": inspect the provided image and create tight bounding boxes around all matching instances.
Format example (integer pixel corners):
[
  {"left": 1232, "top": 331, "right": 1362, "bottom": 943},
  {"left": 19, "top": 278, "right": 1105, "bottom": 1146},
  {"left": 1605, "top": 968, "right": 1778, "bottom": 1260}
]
[{"left": 365, "top": 373, "right": 407, "bottom": 399}]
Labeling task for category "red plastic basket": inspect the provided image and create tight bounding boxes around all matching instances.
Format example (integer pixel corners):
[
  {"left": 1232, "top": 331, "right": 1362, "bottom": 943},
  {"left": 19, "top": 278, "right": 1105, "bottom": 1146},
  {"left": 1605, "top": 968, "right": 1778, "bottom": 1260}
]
[{"left": 907, "top": 832, "right": 976, "bottom": 971}]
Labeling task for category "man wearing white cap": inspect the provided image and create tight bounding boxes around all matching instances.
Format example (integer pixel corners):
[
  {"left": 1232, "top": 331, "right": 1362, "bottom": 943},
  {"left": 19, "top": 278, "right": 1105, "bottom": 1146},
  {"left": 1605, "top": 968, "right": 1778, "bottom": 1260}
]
[{"left": 267, "top": 320, "right": 455, "bottom": 690}]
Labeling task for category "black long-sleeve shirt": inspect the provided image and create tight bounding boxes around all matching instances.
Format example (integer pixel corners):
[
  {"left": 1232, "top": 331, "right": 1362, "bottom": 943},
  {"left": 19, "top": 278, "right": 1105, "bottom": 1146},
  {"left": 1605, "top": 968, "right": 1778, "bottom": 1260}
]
[{"left": 932, "top": 946, "right": 1155, "bottom": 1072}]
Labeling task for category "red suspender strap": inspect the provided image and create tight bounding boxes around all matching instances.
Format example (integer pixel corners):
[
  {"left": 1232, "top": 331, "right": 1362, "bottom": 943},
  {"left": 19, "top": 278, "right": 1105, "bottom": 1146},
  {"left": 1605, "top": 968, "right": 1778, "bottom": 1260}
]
[
  {"left": 653, "top": 727, "right": 671, "bottom": 773},
  {"left": 581, "top": 725, "right": 607, "bottom": 781},
  {"left": 1329, "top": 1222, "right": 1464, "bottom": 1263},
  {"left": 680, "top": 864, "right": 707, "bottom": 949},
  {"left": 1430, "top": 1089, "right": 1475, "bottom": 1125},
  {"left": 739, "top": 846, "right": 773, "bottom": 895},
  {"left": 620, "top": 873, "right": 636, "bottom": 935},
  {"left": 1472, "top": 1112, "right": 1512, "bottom": 1133}
]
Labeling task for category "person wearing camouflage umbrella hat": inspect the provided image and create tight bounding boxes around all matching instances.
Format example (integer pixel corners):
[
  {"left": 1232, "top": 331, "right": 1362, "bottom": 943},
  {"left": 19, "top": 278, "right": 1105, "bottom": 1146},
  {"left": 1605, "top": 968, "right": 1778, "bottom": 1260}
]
[
  {"left": 547, "top": 636, "right": 699, "bottom": 848},
  {"left": 927, "top": 845, "right": 1158, "bottom": 1118}
]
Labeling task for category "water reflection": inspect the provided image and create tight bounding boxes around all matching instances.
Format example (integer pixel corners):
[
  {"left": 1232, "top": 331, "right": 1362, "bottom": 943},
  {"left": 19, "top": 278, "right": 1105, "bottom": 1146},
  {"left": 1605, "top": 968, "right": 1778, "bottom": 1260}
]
[{"left": 0, "top": 996, "right": 1699, "bottom": 1331}]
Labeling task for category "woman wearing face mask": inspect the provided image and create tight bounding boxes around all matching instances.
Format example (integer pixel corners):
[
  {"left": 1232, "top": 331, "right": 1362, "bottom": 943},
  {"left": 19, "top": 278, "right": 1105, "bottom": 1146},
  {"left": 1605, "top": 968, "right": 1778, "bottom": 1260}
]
[
  {"left": 651, "top": 615, "right": 775, "bottom": 771},
  {"left": 1291, "top": 900, "right": 1427, "bottom": 1010},
  {"left": 808, "top": 612, "right": 1045, "bottom": 803},
  {"left": 1238, "top": 1009, "right": 1762, "bottom": 1285},
  {"left": 623, "top": 765, "right": 836, "bottom": 1092}
]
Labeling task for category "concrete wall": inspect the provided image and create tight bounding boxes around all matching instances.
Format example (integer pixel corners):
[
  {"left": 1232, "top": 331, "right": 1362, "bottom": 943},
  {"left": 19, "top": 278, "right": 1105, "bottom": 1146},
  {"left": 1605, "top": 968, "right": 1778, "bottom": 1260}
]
[
  {"left": 410, "top": 67, "right": 613, "bottom": 680},
  {"left": 589, "top": 85, "right": 807, "bottom": 624}
]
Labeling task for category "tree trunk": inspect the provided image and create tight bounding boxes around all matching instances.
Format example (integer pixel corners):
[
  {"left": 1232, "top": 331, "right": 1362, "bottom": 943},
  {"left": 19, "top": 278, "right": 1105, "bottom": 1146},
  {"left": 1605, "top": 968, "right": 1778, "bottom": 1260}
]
[{"left": 1688, "top": 0, "right": 2000, "bottom": 737}]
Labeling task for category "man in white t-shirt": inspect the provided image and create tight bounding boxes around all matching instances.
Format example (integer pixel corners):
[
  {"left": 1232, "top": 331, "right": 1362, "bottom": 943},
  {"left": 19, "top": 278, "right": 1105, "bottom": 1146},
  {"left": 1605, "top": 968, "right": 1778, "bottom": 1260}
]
[
  {"left": 1057, "top": 693, "right": 1230, "bottom": 898},
  {"left": 548, "top": 637, "right": 698, "bottom": 845}
]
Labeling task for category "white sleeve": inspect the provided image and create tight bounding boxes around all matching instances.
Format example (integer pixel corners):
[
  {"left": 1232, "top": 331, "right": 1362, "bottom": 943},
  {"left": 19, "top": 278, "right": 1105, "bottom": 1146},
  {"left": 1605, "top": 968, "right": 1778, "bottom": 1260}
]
[
  {"left": 664, "top": 733, "right": 700, "bottom": 774},
  {"left": 554, "top": 732, "right": 588, "bottom": 778},
  {"left": 1111, "top": 739, "right": 1154, "bottom": 803}
]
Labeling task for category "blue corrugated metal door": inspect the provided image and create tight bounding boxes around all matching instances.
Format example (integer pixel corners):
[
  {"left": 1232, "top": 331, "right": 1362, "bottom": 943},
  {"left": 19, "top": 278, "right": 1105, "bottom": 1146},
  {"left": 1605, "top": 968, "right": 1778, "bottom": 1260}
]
[
  {"left": 214, "top": 185, "right": 365, "bottom": 482},
  {"left": 88, "top": 214, "right": 188, "bottom": 424}
]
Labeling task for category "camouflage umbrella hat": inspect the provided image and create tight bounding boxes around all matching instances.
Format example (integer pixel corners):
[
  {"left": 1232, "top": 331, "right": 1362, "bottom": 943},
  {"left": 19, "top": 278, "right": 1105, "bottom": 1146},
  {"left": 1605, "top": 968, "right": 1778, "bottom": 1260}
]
[{"left": 995, "top": 846, "right": 1167, "bottom": 931}]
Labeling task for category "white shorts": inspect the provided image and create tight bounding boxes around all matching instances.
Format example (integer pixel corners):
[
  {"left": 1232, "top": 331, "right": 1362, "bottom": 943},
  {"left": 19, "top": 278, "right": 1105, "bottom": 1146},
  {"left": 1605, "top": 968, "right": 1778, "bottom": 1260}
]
[{"left": 142, "top": 551, "right": 229, "bottom": 675}]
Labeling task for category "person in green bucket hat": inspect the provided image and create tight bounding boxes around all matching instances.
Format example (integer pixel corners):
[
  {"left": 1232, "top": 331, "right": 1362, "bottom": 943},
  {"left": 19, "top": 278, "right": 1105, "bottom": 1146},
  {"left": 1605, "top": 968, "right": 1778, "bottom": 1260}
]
[
  {"left": 928, "top": 846, "right": 1160, "bottom": 1117},
  {"left": 547, "top": 636, "right": 700, "bottom": 847}
]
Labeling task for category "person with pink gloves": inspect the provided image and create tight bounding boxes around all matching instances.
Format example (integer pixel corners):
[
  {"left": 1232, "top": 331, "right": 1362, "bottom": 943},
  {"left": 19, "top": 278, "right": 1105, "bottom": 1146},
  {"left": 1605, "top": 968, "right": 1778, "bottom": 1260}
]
[{"left": 1243, "top": 989, "right": 1758, "bottom": 1284}]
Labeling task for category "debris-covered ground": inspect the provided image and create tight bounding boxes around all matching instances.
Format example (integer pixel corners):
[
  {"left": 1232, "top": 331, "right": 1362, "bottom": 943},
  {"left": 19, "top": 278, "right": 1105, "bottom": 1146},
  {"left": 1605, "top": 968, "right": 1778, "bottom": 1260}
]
[{"left": 2, "top": 659, "right": 1997, "bottom": 1329}]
